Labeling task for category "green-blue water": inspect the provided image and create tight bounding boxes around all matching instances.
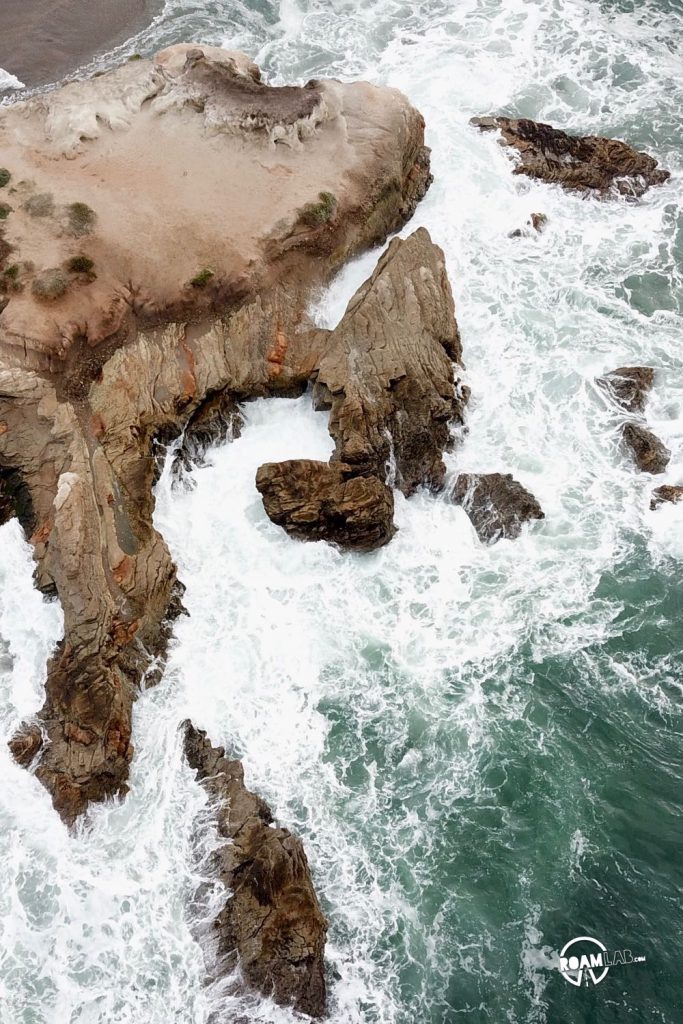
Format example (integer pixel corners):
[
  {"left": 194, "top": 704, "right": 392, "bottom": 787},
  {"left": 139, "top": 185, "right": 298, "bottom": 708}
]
[{"left": 1, "top": 2, "right": 682, "bottom": 1023}]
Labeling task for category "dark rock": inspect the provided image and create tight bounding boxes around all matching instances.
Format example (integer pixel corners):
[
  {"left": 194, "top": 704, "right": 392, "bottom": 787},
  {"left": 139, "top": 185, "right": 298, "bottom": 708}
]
[
  {"left": 451, "top": 472, "right": 545, "bottom": 543},
  {"left": 650, "top": 485, "right": 683, "bottom": 510},
  {"left": 256, "top": 460, "right": 395, "bottom": 551},
  {"left": 471, "top": 116, "right": 670, "bottom": 197},
  {"left": 597, "top": 366, "right": 655, "bottom": 414},
  {"left": 509, "top": 212, "right": 547, "bottom": 238},
  {"left": 184, "top": 723, "right": 327, "bottom": 1018},
  {"left": 174, "top": 390, "right": 243, "bottom": 475},
  {"left": 622, "top": 422, "right": 670, "bottom": 474}
]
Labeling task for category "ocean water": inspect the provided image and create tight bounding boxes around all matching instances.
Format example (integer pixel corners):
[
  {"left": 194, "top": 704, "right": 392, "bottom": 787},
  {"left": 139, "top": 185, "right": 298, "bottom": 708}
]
[{"left": 1, "top": 1, "right": 682, "bottom": 1022}]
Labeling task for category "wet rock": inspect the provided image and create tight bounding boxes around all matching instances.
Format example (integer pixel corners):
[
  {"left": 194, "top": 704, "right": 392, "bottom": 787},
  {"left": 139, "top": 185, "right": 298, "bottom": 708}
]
[
  {"left": 471, "top": 116, "right": 669, "bottom": 197},
  {"left": 597, "top": 366, "right": 655, "bottom": 414},
  {"left": 171, "top": 390, "right": 243, "bottom": 477},
  {"left": 650, "top": 485, "right": 683, "bottom": 510},
  {"left": 509, "top": 212, "right": 548, "bottom": 238},
  {"left": 184, "top": 723, "right": 327, "bottom": 1018},
  {"left": 622, "top": 422, "right": 670, "bottom": 474},
  {"left": 256, "top": 460, "right": 395, "bottom": 551},
  {"left": 313, "top": 227, "right": 467, "bottom": 495},
  {"left": 451, "top": 472, "right": 545, "bottom": 544}
]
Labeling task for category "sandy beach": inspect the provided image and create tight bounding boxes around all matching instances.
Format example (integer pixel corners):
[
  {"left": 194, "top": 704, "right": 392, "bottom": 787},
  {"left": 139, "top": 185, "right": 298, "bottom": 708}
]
[{"left": 0, "top": 0, "right": 161, "bottom": 88}]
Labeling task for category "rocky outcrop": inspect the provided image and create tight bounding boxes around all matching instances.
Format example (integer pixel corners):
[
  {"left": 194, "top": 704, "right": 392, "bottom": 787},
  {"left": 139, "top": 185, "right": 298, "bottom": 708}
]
[
  {"left": 256, "top": 460, "right": 395, "bottom": 551},
  {"left": 312, "top": 228, "right": 467, "bottom": 495},
  {"left": 597, "top": 366, "right": 655, "bottom": 414},
  {"left": 622, "top": 422, "right": 670, "bottom": 474},
  {"left": 0, "top": 44, "right": 436, "bottom": 822},
  {"left": 471, "top": 116, "right": 669, "bottom": 197},
  {"left": 651, "top": 485, "right": 683, "bottom": 510},
  {"left": 451, "top": 473, "right": 544, "bottom": 543},
  {"left": 184, "top": 723, "right": 327, "bottom": 1018}
]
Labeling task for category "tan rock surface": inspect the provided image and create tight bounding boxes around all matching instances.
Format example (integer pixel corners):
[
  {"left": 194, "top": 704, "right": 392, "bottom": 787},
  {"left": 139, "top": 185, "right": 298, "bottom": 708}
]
[{"left": 1, "top": 44, "right": 435, "bottom": 824}]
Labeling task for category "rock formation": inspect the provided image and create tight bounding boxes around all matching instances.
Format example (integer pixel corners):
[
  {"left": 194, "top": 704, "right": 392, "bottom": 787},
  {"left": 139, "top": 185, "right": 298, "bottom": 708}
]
[
  {"left": 650, "top": 485, "right": 683, "bottom": 510},
  {"left": 256, "top": 460, "right": 395, "bottom": 551},
  {"left": 597, "top": 366, "right": 655, "bottom": 414},
  {"left": 451, "top": 473, "right": 544, "bottom": 544},
  {"left": 311, "top": 228, "right": 467, "bottom": 495},
  {"left": 0, "top": 44, "right": 437, "bottom": 823},
  {"left": 622, "top": 422, "right": 670, "bottom": 474},
  {"left": 471, "top": 116, "right": 669, "bottom": 197},
  {"left": 509, "top": 212, "right": 547, "bottom": 238},
  {"left": 254, "top": 228, "right": 467, "bottom": 547},
  {"left": 184, "top": 724, "right": 327, "bottom": 1018}
]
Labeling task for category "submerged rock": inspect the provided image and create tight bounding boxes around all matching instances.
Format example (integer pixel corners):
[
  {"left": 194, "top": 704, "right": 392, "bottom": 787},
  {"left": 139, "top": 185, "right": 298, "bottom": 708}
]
[
  {"left": 184, "top": 723, "right": 327, "bottom": 1018},
  {"left": 597, "top": 366, "right": 655, "bottom": 414},
  {"left": 471, "top": 116, "right": 669, "bottom": 197},
  {"left": 451, "top": 473, "right": 545, "bottom": 544},
  {"left": 650, "top": 485, "right": 683, "bottom": 510},
  {"left": 622, "top": 422, "right": 670, "bottom": 474},
  {"left": 256, "top": 460, "right": 395, "bottom": 551}
]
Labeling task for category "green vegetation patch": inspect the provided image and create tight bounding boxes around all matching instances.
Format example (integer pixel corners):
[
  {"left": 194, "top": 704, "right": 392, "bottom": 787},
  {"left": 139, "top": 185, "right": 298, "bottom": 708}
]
[
  {"left": 3, "top": 264, "right": 19, "bottom": 280},
  {"left": 66, "top": 255, "right": 95, "bottom": 274},
  {"left": 66, "top": 202, "right": 96, "bottom": 236},
  {"left": 32, "top": 268, "right": 69, "bottom": 301},
  {"left": 23, "top": 193, "right": 55, "bottom": 217},
  {"left": 301, "top": 191, "right": 337, "bottom": 227},
  {"left": 0, "top": 204, "right": 11, "bottom": 220},
  {"left": 189, "top": 268, "right": 214, "bottom": 288},
  {"left": 0, "top": 170, "right": 10, "bottom": 189}
]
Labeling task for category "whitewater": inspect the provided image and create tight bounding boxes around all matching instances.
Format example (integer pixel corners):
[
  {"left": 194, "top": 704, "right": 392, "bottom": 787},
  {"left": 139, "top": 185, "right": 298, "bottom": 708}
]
[{"left": 1, "top": 1, "right": 682, "bottom": 1022}]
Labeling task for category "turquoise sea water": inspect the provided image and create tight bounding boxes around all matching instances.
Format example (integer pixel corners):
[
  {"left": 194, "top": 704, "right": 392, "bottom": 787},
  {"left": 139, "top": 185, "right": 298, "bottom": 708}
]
[{"left": 1, "top": 2, "right": 682, "bottom": 1022}]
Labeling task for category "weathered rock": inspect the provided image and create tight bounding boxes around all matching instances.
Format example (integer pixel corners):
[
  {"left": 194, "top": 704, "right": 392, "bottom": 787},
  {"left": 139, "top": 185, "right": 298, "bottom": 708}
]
[
  {"left": 0, "top": 45, "right": 434, "bottom": 822},
  {"left": 650, "top": 485, "right": 683, "bottom": 510},
  {"left": 597, "top": 366, "right": 655, "bottom": 414},
  {"left": 471, "top": 116, "right": 669, "bottom": 197},
  {"left": 451, "top": 473, "right": 544, "bottom": 544},
  {"left": 313, "top": 227, "right": 467, "bottom": 495},
  {"left": 622, "top": 422, "right": 670, "bottom": 474},
  {"left": 256, "top": 460, "right": 395, "bottom": 551},
  {"left": 184, "top": 723, "right": 327, "bottom": 1018}
]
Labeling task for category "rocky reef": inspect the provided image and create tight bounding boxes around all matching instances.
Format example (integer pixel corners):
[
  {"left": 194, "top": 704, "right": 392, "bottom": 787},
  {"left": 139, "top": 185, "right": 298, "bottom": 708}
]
[
  {"left": 184, "top": 724, "right": 327, "bottom": 1017},
  {"left": 471, "top": 116, "right": 669, "bottom": 197}
]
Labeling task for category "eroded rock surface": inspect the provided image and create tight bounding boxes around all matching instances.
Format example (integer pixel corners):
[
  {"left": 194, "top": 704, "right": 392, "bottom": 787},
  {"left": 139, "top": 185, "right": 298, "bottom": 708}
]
[
  {"left": 313, "top": 227, "right": 467, "bottom": 495},
  {"left": 651, "top": 485, "right": 683, "bottom": 510},
  {"left": 256, "top": 460, "right": 395, "bottom": 551},
  {"left": 471, "top": 116, "right": 669, "bottom": 197},
  {"left": 451, "top": 473, "right": 544, "bottom": 544},
  {"left": 622, "top": 422, "right": 670, "bottom": 474},
  {"left": 0, "top": 44, "right": 435, "bottom": 823},
  {"left": 597, "top": 366, "right": 655, "bottom": 414},
  {"left": 184, "top": 723, "right": 327, "bottom": 1018}
]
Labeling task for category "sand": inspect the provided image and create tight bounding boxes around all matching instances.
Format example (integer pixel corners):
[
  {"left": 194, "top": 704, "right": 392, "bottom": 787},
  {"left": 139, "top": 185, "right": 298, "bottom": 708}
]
[{"left": 0, "top": 0, "right": 161, "bottom": 89}]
